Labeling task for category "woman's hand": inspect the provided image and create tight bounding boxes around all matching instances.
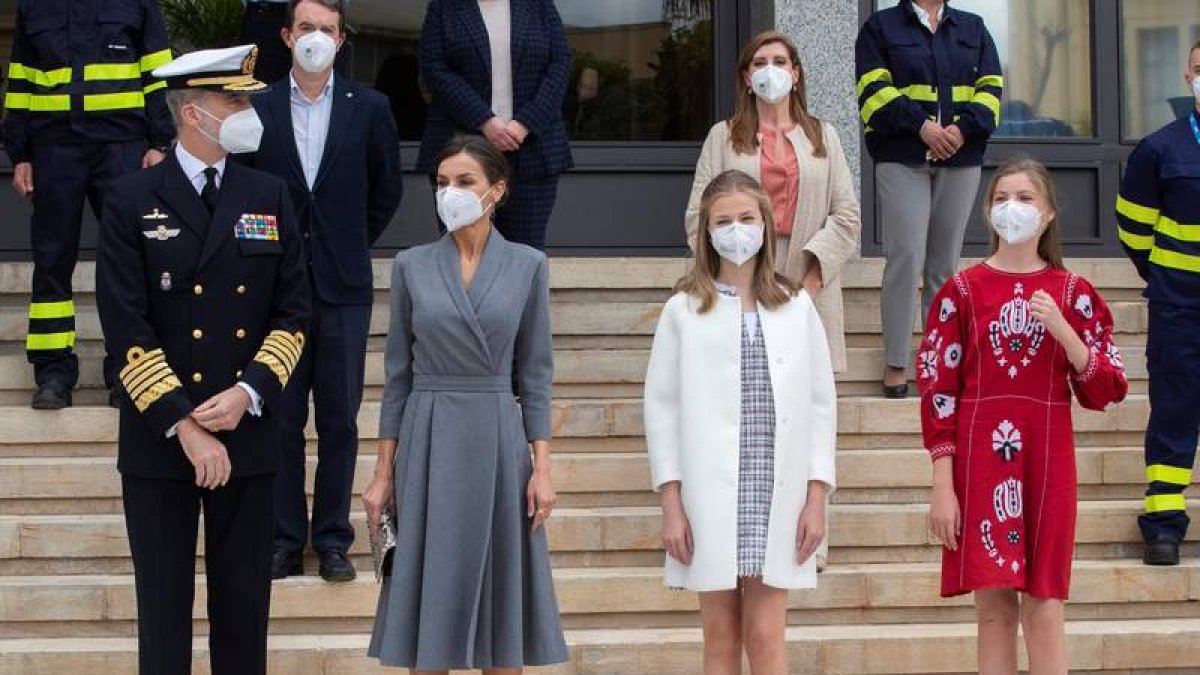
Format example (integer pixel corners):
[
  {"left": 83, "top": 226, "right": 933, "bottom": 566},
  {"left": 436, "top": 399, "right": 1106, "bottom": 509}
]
[
  {"left": 928, "top": 480, "right": 961, "bottom": 551},
  {"left": 660, "top": 482, "right": 694, "bottom": 565},
  {"left": 527, "top": 465, "right": 557, "bottom": 532},
  {"left": 796, "top": 482, "right": 828, "bottom": 564},
  {"left": 1030, "top": 289, "right": 1071, "bottom": 342},
  {"left": 362, "top": 473, "right": 395, "bottom": 531},
  {"left": 802, "top": 260, "right": 824, "bottom": 299}
]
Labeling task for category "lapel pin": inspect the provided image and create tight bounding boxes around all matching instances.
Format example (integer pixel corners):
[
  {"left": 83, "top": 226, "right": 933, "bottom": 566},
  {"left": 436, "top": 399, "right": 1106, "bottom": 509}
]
[
  {"left": 160, "top": 272, "right": 172, "bottom": 291},
  {"left": 142, "top": 208, "right": 169, "bottom": 220},
  {"left": 347, "top": 91, "right": 353, "bottom": 98}
]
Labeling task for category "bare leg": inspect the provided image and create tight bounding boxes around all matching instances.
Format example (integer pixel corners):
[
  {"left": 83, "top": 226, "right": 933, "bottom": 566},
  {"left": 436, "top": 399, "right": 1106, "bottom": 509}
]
[
  {"left": 975, "top": 589, "right": 1020, "bottom": 675},
  {"left": 699, "top": 589, "right": 743, "bottom": 675},
  {"left": 740, "top": 577, "right": 789, "bottom": 675},
  {"left": 1021, "top": 595, "right": 1067, "bottom": 675}
]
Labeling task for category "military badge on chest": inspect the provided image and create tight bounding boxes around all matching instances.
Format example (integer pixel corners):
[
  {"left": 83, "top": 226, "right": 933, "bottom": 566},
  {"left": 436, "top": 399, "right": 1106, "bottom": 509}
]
[{"left": 235, "top": 213, "right": 279, "bottom": 241}]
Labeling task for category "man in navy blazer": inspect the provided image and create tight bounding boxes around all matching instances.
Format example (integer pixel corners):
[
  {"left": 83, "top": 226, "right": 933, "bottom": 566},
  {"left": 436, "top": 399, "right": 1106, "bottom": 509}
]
[
  {"left": 241, "top": 0, "right": 402, "bottom": 582},
  {"left": 418, "top": 0, "right": 572, "bottom": 249}
]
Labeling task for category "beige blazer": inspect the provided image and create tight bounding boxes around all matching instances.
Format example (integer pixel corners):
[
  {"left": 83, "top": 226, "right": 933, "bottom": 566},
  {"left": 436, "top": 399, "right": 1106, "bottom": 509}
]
[{"left": 685, "top": 121, "right": 862, "bottom": 372}]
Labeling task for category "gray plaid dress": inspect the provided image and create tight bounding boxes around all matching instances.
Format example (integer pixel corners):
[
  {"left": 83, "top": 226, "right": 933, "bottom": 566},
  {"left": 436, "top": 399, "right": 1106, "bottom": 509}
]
[{"left": 738, "top": 313, "right": 776, "bottom": 577}]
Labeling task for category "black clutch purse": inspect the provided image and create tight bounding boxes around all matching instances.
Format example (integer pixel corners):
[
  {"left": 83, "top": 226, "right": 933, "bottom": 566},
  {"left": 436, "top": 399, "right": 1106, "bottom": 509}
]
[{"left": 369, "top": 508, "right": 397, "bottom": 582}]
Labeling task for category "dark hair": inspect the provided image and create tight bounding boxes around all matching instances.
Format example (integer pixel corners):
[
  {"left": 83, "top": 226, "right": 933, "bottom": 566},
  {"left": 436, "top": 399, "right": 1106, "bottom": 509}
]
[
  {"left": 288, "top": 0, "right": 346, "bottom": 33},
  {"left": 1192, "top": 40, "right": 1200, "bottom": 56},
  {"left": 729, "top": 31, "right": 826, "bottom": 158},
  {"left": 435, "top": 135, "right": 510, "bottom": 203},
  {"left": 983, "top": 156, "right": 1065, "bottom": 270}
]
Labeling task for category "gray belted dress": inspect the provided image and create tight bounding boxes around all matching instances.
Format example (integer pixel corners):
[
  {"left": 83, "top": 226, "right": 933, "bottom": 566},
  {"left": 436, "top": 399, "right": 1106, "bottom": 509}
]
[{"left": 369, "top": 229, "right": 568, "bottom": 670}]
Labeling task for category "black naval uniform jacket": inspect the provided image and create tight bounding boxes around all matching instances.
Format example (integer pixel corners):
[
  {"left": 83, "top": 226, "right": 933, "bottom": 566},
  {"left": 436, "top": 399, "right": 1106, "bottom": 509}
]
[{"left": 97, "top": 151, "right": 310, "bottom": 480}]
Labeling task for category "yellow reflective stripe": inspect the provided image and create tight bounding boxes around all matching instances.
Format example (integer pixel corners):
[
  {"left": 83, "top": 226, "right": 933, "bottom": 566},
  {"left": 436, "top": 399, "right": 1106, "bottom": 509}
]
[
  {"left": 83, "top": 92, "right": 145, "bottom": 111},
  {"left": 139, "top": 49, "right": 173, "bottom": 73},
  {"left": 971, "top": 91, "right": 1001, "bottom": 125},
  {"left": 4, "top": 93, "right": 29, "bottom": 110},
  {"left": 1149, "top": 247, "right": 1200, "bottom": 273},
  {"left": 902, "top": 84, "right": 937, "bottom": 102},
  {"left": 28, "top": 300, "right": 74, "bottom": 320},
  {"left": 856, "top": 68, "right": 893, "bottom": 98},
  {"left": 26, "top": 331, "right": 76, "bottom": 351},
  {"left": 951, "top": 85, "right": 975, "bottom": 102},
  {"left": 8, "top": 63, "right": 72, "bottom": 87},
  {"left": 1147, "top": 465, "right": 1193, "bottom": 486},
  {"left": 84, "top": 62, "right": 141, "bottom": 81},
  {"left": 143, "top": 80, "right": 167, "bottom": 95},
  {"left": 1156, "top": 216, "right": 1200, "bottom": 243},
  {"left": 1117, "top": 227, "right": 1154, "bottom": 251},
  {"left": 860, "top": 87, "right": 903, "bottom": 124},
  {"left": 1116, "top": 195, "right": 1161, "bottom": 227},
  {"left": 1145, "top": 494, "right": 1187, "bottom": 513},
  {"left": 975, "top": 75, "right": 1004, "bottom": 89},
  {"left": 28, "top": 95, "right": 70, "bottom": 112}
]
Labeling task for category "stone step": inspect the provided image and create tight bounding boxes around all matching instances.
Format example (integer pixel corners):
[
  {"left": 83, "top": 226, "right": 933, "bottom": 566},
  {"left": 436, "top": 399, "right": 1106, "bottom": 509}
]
[
  {"left": 0, "top": 395, "right": 1153, "bottom": 449},
  {"left": 0, "top": 258, "right": 1146, "bottom": 295},
  {"left": 2, "top": 560, "right": 1196, "bottom": 631},
  {"left": 0, "top": 341, "right": 1151, "bottom": 397},
  {"left": 0, "top": 447, "right": 1176, "bottom": 508},
  {"left": 1, "top": 618, "right": 1198, "bottom": 674},
  {"left": 0, "top": 501, "right": 1189, "bottom": 565},
  {"left": 0, "top": 294, "right": 1153, "bottom": 343}
]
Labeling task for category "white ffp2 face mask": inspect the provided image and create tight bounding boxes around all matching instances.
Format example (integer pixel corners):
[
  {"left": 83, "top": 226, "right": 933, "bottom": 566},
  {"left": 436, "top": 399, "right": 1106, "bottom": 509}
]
[
  {"left": 437, "top": 186, "right": 495, "bottom": 232},
  {"left": 195, "top": 105, "right": 264, "bottom": 154},
  {"left": 710, "top": 221, "right": 764, "bottom": 266},
  {"left": 989, "top": 200, "right": 1043, "bottom": 246},
  {"left": 1192, "top": 75, "right": 1200, "bottom": 101},
  {"left": 294, "top": 31, "right": 338, "bottom": 73},
  {"left": 750, "top": 65, "right": 793, "bottom": 104}
]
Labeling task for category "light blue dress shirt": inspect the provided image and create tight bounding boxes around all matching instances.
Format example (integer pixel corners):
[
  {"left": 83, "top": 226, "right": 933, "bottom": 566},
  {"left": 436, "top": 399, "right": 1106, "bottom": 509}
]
[{"left": 289, "top": 72, "right": 335, "bottom": 189}]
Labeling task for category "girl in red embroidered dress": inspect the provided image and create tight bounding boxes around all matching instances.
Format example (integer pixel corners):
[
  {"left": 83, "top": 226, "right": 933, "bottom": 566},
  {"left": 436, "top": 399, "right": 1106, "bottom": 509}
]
[{"left": 919, "top": 158, "right": 1127, "bottom": 675}]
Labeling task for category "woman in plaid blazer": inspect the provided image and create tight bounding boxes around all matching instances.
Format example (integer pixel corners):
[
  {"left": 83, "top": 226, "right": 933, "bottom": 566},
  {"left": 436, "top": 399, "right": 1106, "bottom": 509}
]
[{"left": 417, "top": 0, "right": 573, "bottom": 250}]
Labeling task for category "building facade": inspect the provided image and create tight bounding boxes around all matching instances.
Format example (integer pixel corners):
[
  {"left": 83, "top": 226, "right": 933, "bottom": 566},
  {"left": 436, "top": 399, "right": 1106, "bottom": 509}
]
[{"left": 0, "top": 0, "right": 1196, "bottom": 258}]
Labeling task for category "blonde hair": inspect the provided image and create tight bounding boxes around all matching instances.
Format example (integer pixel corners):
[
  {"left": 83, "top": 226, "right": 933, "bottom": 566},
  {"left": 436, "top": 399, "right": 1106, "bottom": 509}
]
[
  {"left": 984, "top": 157, "right": 1065, "bottom": 270},
  {"left": 728, "top": 31, "right": 826, "bottom": 158},
  {"left": 675, "top": 170, "right": 798, "bottom": 313}
]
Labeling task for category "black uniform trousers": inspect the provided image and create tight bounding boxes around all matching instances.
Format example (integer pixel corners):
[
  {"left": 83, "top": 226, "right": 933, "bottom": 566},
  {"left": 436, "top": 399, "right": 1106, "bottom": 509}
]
[
  {"left": 28, "top": 140, "right": 143, "bottom": 389},
  {"left": 123, "top": 473, "right": 274, "bottom": 675},
  {"left": 1139, "top": 302, "right": 1200, "bottom": 544},
  {"left": 239, "top": 2, "right": 292, "bottom": 85},
  {"left": 274, "top": 298, "right": 369, "bottom": 554}
]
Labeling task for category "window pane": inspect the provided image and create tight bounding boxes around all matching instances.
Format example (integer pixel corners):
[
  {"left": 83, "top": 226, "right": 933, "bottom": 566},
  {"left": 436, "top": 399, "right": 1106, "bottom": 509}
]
[
  {"left": 345, "top": 0, "right": 716, "bottom": 143},
  {"left": 873, "top": 0, "right": 1093, "bottom": 138},
  {"left": 1121, "top": 2, "right": 1200, "bottom": 140},
  {"left": 560, "top": 0, "right": 714, "bottom": 141}
]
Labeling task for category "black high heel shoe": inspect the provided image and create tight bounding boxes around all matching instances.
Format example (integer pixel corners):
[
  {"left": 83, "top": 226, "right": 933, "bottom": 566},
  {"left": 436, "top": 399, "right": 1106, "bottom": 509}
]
[{"left": 882, "top": 382, "right": 909, "bottom": 399}]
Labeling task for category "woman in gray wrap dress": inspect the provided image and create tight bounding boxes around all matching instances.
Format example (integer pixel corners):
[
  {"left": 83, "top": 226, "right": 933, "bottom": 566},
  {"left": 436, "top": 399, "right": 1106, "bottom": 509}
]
[{"left": 363, "top": 136, "right": 568, "bottom": 673}]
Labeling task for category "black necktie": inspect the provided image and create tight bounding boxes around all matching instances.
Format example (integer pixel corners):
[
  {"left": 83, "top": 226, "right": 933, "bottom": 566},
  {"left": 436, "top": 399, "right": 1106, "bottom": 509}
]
[{"left": 201, "top": 167, "right": 219, "bottom": 213}]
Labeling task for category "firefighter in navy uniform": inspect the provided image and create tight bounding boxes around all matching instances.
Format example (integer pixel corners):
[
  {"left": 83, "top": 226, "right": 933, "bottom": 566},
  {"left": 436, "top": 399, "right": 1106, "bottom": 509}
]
[
  {"left": 95, "top": 45, "right": 309, "bottom": 674},
  {"left": 1116, "top": 40, "right": 1200, "bottom": 567},
  {"left": 3, "top": 0, "right": 175, "bottom": 409}
]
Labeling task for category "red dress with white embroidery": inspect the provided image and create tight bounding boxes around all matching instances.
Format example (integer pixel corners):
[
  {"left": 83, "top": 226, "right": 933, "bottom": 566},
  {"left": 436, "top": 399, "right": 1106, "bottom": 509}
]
[{"left": 917, "top": 264, "right": 1128, "bottom": 600}]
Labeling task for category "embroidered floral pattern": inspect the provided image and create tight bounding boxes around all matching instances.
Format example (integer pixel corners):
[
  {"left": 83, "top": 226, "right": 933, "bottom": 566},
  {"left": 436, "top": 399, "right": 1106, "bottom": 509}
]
[{"left": 991, "top": 420, "right": 1022, "bottom": 462}]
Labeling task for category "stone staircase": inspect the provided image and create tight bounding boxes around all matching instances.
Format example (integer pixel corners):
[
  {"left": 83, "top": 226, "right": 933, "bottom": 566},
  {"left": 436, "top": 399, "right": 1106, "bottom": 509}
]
[{"left": 0, "top": 258, "right": 1198, "bottom": 674}]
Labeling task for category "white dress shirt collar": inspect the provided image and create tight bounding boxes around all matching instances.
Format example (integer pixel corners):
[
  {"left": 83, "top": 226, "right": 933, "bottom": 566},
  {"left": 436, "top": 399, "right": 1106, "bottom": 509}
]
[
  {"left": 913, "top": 2, "right": 945, "bottom": 31},
  {"left": 174, "top": 143, "right": 227, "bottom": 194},
  {"left": 289, "top": 70, "right": 334, "bottom": 105}
]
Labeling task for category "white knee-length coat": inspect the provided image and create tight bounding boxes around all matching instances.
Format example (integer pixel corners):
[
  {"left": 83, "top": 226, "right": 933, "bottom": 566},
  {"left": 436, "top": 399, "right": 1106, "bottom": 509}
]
[{"left": 644, "top": 289, "right": 837, "bottom": 591}]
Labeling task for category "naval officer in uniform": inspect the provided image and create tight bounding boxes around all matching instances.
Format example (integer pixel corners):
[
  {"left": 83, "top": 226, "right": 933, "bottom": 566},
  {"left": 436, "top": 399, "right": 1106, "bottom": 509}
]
[{"left": 95, "top": 45, "right": 309, "bottom": 674}]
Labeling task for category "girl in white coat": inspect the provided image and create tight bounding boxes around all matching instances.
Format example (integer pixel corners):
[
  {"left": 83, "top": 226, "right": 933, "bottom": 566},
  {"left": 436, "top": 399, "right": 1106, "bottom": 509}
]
[{"left": 645, "top": 170, "right": 837, "bottom": 674}]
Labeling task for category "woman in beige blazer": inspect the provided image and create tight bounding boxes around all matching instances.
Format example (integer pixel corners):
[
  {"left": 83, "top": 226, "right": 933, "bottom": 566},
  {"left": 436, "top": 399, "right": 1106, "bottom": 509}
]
[{"left": 686, "top": 31, "right": 861, "bottom": 373}]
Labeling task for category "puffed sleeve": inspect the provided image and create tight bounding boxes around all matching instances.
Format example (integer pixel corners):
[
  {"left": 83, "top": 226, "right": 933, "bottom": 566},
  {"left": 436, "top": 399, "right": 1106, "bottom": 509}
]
[
  {"left": 1065, "top": 277, "right": 1129, "bottom": 411},
  {"left": 644, "top": 295, "right": 683, "bottom": 490},
  {"left": 802, "top": 292, "right": 837, "bottom": 489},
  {"left": 917, "top": 275, "right": 968, "bottom": 461},
  {"left": 378, "top": 253, "right": 414, "bottom": 440},
  {"left": 515, "top": 256, "right": 554, "bottom": 442}
]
